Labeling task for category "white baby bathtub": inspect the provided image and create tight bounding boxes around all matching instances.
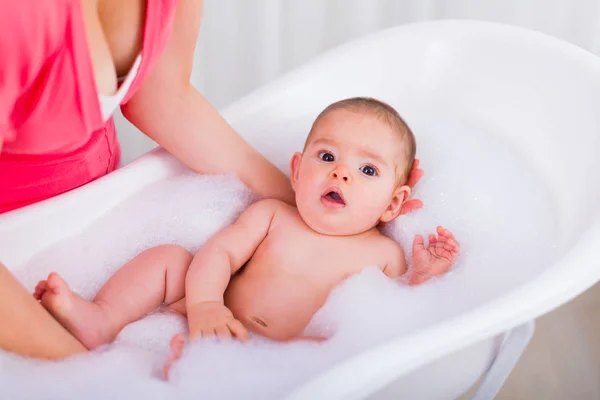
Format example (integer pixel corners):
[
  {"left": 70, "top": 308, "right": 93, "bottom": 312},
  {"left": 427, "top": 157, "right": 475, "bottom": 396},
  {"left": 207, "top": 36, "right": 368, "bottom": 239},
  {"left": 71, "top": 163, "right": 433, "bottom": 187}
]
[{"left": 2, "top": 20, "right": 600, "bottom": 399}]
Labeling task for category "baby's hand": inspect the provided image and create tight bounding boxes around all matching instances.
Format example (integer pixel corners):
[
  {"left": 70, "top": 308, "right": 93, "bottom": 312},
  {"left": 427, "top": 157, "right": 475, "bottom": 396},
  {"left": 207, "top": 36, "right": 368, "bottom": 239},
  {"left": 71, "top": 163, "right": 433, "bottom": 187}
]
[
  {"left": 187, "top": 301, "right": 249, "bottom": 342},
  {"left": 163, "top": 303, "right": 249, "bottom": 380},
  {"left": 410, "top": 226, "right": 460, "bottom": 285}
]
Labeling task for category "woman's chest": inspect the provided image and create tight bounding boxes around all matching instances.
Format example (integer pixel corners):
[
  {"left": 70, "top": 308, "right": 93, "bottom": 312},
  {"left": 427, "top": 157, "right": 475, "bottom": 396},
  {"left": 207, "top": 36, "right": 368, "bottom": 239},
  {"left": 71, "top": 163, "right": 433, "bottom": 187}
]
[{"left": 83, "top": 0, "right": 146, "bottom": 95}]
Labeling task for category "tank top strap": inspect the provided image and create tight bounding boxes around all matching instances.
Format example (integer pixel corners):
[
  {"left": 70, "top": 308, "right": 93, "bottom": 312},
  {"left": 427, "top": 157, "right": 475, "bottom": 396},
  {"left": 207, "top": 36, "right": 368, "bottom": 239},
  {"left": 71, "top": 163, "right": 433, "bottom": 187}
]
[{"left": 121, "top": 0, "right": 179, "bottom": 106}]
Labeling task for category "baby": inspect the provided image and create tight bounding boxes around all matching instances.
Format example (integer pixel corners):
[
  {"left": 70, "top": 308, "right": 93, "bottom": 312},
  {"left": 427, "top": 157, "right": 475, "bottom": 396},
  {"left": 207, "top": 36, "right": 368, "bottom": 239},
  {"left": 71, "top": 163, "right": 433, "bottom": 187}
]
[{"left": 34, "top": 97, "right": 459, "bottom": 372}]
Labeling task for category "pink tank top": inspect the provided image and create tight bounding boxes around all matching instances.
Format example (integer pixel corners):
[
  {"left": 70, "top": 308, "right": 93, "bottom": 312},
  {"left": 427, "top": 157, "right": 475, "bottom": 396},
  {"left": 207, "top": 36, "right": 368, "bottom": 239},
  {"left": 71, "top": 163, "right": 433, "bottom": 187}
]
[{"left": 0, "top": 0, "right": 178, "bottom": 213}]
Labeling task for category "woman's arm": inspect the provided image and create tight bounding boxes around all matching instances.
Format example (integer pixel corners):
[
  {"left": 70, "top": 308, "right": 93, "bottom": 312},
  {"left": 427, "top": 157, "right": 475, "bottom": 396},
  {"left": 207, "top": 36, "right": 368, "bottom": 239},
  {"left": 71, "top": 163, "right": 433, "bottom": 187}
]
[{"left": 121, "top": 0, "right": 295, "bottom": 205}]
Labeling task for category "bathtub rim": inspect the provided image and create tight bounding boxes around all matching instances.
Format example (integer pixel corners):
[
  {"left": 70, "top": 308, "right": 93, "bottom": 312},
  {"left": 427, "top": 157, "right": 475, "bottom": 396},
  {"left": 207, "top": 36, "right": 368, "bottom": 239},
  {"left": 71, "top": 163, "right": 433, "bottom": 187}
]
[{"left": 1, "top": 18, "right": 599, "bottom": 399}]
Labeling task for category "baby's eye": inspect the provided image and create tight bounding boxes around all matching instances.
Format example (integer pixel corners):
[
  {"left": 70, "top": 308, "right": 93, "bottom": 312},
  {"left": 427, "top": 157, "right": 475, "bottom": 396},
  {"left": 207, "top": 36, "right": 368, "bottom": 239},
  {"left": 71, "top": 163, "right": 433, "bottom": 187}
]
[
  {"left": 360, "top": 165, "right": 377, "bottom": 176},
  {"left": 319, "top": 152, "right": 335, "bottom": 162}
]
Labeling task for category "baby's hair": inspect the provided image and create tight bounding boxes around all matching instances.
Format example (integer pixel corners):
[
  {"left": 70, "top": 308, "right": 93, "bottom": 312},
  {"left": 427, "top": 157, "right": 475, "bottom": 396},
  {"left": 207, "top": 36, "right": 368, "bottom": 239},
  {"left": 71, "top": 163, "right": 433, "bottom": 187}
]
[{"left": 308, "top": 97, "right": 416, "bottom": 184}]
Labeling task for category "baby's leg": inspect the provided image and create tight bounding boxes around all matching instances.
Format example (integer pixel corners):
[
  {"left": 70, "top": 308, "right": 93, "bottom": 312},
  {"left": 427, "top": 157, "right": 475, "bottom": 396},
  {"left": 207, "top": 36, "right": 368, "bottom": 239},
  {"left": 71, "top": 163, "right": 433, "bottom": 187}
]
[{"left": 34, "top": 245, "right": 192, "bottom": 350}]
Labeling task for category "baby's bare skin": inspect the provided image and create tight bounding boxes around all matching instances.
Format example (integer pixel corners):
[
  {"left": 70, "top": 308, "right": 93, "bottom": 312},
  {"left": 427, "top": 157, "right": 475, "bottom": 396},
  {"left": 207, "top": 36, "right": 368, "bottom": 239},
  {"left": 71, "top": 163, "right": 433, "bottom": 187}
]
[
  {"left": 224, "top": 202, "right": 401, "bottom": 341},
  {"left": 31, "top": 204, "right": 402, "bottom": 347},
  {"left": 33, "top": 98, "right": 460, "bottom": 378}
]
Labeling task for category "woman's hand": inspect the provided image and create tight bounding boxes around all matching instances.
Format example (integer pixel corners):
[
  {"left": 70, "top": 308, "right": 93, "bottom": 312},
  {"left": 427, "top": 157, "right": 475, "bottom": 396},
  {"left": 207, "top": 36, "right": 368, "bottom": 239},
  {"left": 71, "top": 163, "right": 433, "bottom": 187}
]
[{"left": 400, "top": 159, "right": 424, "bottom": 215}]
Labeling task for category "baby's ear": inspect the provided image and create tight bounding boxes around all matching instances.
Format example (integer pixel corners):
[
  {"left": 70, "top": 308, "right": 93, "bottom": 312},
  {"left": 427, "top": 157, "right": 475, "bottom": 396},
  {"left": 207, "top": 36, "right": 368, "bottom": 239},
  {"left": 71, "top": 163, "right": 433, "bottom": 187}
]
[
  {"left": 290, "top": 152, "right": 303, "bottom": 189},
  {"left": 380, "top": 185, "right": 411, "bottom": 223}
]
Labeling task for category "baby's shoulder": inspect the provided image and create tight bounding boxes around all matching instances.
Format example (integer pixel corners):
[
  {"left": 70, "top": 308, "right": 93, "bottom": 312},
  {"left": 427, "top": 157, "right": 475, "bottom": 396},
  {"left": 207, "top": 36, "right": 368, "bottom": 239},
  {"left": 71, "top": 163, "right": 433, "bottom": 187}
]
[
  {"left": 368, "top": 231, "right": 404, "bottom": 259},
  {"left": 361, "top": 232, "right": 406, "bottom": 277},
  {"left": 248, "top": 198, "right": 291, "bottom": 213},
  {"left": 246, "top": 198, "right": 297, "bottom": 225}
]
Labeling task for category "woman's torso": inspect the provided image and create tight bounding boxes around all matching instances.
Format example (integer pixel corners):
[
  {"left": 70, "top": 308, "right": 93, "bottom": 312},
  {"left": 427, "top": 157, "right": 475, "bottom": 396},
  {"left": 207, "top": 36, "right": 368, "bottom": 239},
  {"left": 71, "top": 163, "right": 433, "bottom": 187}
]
[{"left": 0, "top": 0, "right": 177, "bottom": 213}]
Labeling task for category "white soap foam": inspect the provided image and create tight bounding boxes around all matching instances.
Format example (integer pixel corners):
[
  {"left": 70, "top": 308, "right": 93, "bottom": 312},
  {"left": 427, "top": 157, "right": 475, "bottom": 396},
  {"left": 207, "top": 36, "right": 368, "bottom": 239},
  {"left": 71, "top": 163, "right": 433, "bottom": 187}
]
[{"left": 0, "top": 113, "right": 558, "bottom": 399}]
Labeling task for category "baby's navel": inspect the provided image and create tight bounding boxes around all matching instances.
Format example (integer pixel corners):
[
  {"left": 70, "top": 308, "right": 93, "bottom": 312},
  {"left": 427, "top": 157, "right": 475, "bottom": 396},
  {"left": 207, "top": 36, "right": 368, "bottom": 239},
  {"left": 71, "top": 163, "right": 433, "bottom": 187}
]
[{"left": 250, "top": 316, "right": 268, "bottom": 328}]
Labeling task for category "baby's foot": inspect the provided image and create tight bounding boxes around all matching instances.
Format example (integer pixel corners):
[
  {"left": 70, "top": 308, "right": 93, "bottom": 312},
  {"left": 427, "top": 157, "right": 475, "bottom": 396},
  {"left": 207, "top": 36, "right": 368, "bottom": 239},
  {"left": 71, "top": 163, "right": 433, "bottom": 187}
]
[
  {"left": 34, "top": 272, "right": 113, "bottom": 350},
  {"left": 163, "top": 334, "right": 186, "bottom": 380}
]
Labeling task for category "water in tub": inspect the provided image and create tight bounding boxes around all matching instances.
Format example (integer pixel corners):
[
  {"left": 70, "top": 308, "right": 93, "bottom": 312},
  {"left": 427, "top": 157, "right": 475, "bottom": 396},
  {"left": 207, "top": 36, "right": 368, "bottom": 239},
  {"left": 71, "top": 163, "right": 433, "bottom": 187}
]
[{"left": 0, "top": 111, "right": 557, "bottom": 399}]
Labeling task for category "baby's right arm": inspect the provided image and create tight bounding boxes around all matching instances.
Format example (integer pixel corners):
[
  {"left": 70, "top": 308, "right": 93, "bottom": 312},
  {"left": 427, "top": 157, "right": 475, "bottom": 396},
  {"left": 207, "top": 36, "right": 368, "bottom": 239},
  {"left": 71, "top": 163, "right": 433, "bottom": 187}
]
[{"left": 184, "top": 199, "right": 280, "bottom": 341}]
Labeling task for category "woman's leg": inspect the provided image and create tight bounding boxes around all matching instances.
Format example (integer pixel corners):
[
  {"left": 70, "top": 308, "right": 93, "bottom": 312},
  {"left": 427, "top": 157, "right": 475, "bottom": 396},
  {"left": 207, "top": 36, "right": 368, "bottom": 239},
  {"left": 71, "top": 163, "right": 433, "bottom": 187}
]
[
  {"left": 34, "top": 244, "right": 192, "bottom": 350},
  {"left": 0, "top": 263, "right": 87, "bottom": 359}
]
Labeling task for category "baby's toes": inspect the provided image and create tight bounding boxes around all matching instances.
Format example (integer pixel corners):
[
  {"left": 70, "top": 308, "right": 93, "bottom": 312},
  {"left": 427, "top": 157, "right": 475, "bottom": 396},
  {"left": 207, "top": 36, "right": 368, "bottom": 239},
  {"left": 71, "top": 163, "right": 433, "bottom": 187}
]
[
  {"left": 170, "top": 334, "right": 186, "bottom": 357},
  {"left": 163, "top": 334, "right": 186, "bottom": 380},
  {"left": 33, "top": 280, "right": 47, "bottom": 300},
  {"left": 35, "top": 280, "right": 47, "bottom": 291}
]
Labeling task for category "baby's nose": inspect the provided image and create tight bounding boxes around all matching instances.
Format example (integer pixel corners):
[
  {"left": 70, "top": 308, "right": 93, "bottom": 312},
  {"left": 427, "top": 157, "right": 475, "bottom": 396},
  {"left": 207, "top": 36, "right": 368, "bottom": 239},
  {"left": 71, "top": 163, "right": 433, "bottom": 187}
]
[{"left": 331, "top": 166, "right": 352, "bottom": 183}]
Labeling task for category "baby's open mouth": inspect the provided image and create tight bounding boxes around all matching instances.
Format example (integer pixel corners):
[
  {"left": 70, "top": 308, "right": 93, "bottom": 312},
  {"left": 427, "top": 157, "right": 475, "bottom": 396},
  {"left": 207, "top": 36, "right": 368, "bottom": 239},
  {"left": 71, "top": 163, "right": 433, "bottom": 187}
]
[{"left": 321, "top": 188, "right": 346, "bottom": 207}]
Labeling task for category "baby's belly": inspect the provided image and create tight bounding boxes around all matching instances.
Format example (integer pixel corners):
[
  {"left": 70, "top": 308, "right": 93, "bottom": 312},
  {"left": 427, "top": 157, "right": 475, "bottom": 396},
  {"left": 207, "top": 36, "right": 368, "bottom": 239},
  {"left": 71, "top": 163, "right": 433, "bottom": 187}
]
[{"left": 224, "top": 269, "right": 327, "bottom": 341}]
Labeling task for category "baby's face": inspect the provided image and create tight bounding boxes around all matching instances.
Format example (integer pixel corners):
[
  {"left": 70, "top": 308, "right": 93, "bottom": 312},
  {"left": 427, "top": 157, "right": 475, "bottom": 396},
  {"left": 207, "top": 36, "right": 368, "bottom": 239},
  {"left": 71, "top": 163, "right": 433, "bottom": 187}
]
[{"left": 290, "top": 109, "right": 411, "bottom": 236}]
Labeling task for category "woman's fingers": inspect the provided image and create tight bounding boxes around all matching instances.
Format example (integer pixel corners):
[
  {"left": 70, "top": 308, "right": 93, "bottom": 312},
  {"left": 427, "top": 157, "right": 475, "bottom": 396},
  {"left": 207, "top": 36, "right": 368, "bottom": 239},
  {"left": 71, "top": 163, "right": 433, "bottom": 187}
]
[
  {"left": 407, "top": 159, "right": 423, "bottom": 188},
  {"left": 399, "top": 199, "right": 423, "bottom": 215}
]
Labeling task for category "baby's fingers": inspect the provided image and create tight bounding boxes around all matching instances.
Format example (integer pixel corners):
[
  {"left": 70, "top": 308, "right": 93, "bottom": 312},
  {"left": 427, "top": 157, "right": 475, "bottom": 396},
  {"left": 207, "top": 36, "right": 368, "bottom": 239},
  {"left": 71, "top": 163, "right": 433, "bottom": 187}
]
[
  {"left": 199, "top": 328, "right": 213, "bottom": 340},
  {"left": 413, "top": 235, "right": 425, "bottom": 253},
  {"left": 433, "top": 243, "right": 454, "bottom": 258},
  {"left": 449, "top": 238, "right": 460, "bottom": 254},
  {"left": 435, "top": 228, "right": 460, "bottom": 252},
  {"left": 439, "top": 236, "right": 460, "bottom": 254},
  {"left": 227, "top": 319, "right": 250, "bottom": 342},
  {"left": 215, "top": 324, "right": 232, "bottom": 340},
  {"left": 437, "top": 226, "right": 455, "bottom": 240},
  {"left": 433, "top": 242, "right": 459, "bottom": 264},
  {"left": 436, "top": 234, "right": 456, "bottom": 247}
]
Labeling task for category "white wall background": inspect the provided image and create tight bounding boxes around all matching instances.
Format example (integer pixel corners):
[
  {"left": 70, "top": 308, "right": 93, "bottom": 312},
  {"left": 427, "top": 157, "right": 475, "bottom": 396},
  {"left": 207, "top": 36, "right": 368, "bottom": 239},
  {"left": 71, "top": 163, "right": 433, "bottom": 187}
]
[{"left": 116, "top": 0, "right": 600, "bottom": 165}]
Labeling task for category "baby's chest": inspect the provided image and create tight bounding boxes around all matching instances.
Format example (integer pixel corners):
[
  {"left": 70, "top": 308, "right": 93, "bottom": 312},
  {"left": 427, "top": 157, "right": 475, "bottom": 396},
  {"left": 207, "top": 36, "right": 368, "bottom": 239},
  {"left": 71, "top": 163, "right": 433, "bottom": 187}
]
[{"left": 261, "top": 229, "right": 384, "bottom": 278}]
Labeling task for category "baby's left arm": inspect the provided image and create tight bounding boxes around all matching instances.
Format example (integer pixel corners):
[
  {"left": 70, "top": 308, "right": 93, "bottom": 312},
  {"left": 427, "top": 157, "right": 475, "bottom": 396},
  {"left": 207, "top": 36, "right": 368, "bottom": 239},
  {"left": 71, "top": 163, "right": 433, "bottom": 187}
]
[{"left": 381, "top": 240, "right": 408, "bottom": 279}]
